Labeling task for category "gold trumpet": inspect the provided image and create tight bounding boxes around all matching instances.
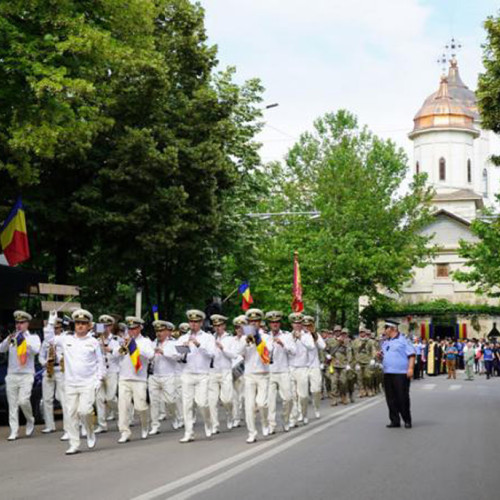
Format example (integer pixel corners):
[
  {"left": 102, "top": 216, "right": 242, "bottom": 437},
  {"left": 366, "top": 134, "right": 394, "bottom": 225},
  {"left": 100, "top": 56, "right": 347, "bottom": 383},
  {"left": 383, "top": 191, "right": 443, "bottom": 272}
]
[
  {"left": 119, "top": 337, "right": 131, "bottom": 355},
  {"left": 46, "top": 344, "right": 56, "bottom": 378}
]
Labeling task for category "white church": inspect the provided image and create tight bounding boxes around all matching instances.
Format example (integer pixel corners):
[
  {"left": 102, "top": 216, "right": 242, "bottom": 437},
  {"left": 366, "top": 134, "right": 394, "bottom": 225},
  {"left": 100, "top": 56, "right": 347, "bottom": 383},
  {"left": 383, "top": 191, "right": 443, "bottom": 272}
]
[{"left": 384, "top": 57, "right": 500, "bottom": 340}]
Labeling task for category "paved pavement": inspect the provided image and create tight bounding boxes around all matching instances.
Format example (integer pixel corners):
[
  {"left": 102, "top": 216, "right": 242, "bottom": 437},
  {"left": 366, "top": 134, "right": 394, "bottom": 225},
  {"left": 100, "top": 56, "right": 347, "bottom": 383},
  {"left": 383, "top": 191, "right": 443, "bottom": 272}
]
[{"left": 0, "top": 374, "right": 498, "bottom": 500}]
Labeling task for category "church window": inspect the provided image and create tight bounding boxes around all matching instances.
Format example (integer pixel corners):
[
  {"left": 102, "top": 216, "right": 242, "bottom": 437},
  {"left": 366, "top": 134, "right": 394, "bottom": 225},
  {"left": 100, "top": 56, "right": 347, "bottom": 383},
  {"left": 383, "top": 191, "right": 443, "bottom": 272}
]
[
  {"left": 467, "top": 160, "right": 472, "bottom": 183},
  {"left": 436, "top": 263, "right": 450, "bottom": 278},
  {"left": 482, "top": 169, "right": 488, "bottom": 197},
  {"left": 416, "top": 161, "right": 420, "bottom": 174},
  {"left": 439, "top": 158, "right": 446, "bottom": 181}
]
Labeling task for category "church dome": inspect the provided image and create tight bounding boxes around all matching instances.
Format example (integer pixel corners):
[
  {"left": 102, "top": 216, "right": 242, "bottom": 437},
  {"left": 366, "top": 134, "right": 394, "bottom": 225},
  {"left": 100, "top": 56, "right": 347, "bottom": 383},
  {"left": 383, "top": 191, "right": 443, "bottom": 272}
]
[{"left": 409, "top": 67, "right": 479, "bottom": 139}]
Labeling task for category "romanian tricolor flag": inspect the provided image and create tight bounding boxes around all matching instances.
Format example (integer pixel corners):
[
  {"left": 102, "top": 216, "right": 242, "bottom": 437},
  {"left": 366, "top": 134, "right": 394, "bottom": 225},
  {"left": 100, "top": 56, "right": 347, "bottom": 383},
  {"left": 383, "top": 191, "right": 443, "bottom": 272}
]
[
  {"left": 292, "top": 251, "right": 304, "bottom": 313},
  {"left": 16, "top": 332, "right": 28, "bottom": 366},
  {"left": 0, "top": 197, "right": 30, "bottom": 266},
  {"left": 238, "top": 281, "right": 253, "bottom": 311},
  {"left": 456, "top": 323, "right": 467, "bottom": 340},
  {"left": 128, "top": 338, "right": 142, "bottom": 373},
  {"left": 420, "top": 322, "right": 432, "bottom": 340},
  {"left": 254, "top": 330, "right": 270, "bottom": 365}
]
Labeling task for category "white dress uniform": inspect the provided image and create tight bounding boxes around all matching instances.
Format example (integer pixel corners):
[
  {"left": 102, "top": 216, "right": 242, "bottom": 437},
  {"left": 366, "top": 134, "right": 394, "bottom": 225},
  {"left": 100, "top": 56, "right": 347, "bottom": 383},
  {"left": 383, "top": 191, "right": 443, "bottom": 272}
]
[
  {"left": 174, "top": 352, "right": 184, "bottom": 428},
  {"left": 54, "top": 331, "right": 105, "bottom": 452},
  {"left": 0, "top": 329, "right": 41, "bottom": 439},
  {"left": 307, "top": 332, "right": 326, "bottom": 418},
  {"left": 39, "top": 331, "right": 68, "bottom": 434},
  {"left": 148, "top": 337, "right": 181, "bottom": 433},
  {"left": 176, "top": 330, "right": 216, "bottom": 441},
  {"left": 208, "top": 332, "right": 236, "bottom": 433},
  {"left": 268, "top": 330, "right": 296, "bottom": 432},
  {"left": 241, "top": 331, "right": 273, "bottom": 442},
  {"left": 113, "top": 334, "right": 154, "bottom": 441},
  {"left": 95, "top": 334, "right": 120, "bottom": 431},
  {"left": 231, "top": 335, "right": 247, "bottom": 427},
  {"left": 289, "top": 330, "right": 315, "bottom": 425}
]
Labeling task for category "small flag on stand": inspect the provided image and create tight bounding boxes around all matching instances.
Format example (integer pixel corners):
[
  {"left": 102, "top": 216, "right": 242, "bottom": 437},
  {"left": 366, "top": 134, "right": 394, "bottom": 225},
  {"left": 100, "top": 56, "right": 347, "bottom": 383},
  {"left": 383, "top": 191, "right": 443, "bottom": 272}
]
[
  {"left": 292, "top": 251, "right": 304, "bottom": 313},
  {"left": 0, "top": 196, "right": 30, "bottom": 266},
  {"left": 420, "top": 322, "right": 432, "bottom": 340},
  {"left": 238, "top": 281, "right": 254, "bottom": 311}
]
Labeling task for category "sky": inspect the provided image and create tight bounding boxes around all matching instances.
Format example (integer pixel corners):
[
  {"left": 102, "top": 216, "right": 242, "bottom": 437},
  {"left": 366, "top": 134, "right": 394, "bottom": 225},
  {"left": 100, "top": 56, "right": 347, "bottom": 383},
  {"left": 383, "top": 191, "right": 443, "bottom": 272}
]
[{"left": 199, "top": 0, "right": 500, "bottom": 165}]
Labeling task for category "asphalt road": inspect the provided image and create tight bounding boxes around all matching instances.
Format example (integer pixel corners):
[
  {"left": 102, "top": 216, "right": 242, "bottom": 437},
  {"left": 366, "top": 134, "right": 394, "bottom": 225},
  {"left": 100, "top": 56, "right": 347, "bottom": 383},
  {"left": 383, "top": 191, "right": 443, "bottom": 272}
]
[{"left": 0, "top": 374, "right": 498, "bottom": 500}]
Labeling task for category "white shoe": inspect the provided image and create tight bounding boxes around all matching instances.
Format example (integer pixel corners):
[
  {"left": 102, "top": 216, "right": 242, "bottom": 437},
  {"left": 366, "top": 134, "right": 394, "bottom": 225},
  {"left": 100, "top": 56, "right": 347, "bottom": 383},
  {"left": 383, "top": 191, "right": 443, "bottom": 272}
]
[
  {"left": 269, "top": 427, "right": 276, "bottom": 435},
  {"left": 60, "top": 432, "right": 70, "bottom": 441},
  {"left": 106, "top": 414, "right": 115, "bottom": 421},
  {"left": 118, "top": 433, "right": 130, "bottom": 444},
  {"left": 172, "top": 420, "right": 179, "bottom": 430},
  {"left": 283, "top": 423, "right": 290, "bottom": 432},
  {"left": 7, "top": 433, "right": 17, "bottom": 441},
  {"left": 315, "top": 410, "right": 321, "bottom": 419},
  {"left": 25, "top": 418, "right": 35, "bottom": 437},
  {"left": 87, "top": 431, "right": 96, "bottom": 449},
  {"left": 94, "top": 426, "right": 107, "bottom": 434},
  {"left": 211, "top": 426, "right": 219, "bottom": 435},
  {"left": 297, "top": 415, "right": 304, "bottom": 423},
  {"left": 178, "top": 420, "right": 184, "bottom": 429},
  {"left": 289, "top": 420, "right": 296, "bottom": 428},
  {"left": 233, "top": 419, "right": 240, "bottom": 428},
  {"left": 205, "top": 425, "right": 212, "bottom": 438},
  {"left": 303, "top": 417, "right": 309, "bottom": 425},
  {"left": 262, "top": 426, "right": 270, "bottom": 437},
  {"left": 227, "top": 419, "right": 233, "bottom": 430},
  {"left": 149, "top": 428, "right": 160, "bottom": 436},
  {"left": 141, "top": 428, "right": 148, "bottom": 440},
  {"left": 246, "top": 433, "right": 257, "bottom": 444},
  {"left": 179, "top": 434, "right": 194, "bottom": 443},
  {"left": 65, "top": 445, "right": 80, "bottom": 455},
  {"left": 42, "top": 428, "right": 56, "bottom": 434},
  {"left": 81, "top": 427, "right": 87, "bottom": 438}
]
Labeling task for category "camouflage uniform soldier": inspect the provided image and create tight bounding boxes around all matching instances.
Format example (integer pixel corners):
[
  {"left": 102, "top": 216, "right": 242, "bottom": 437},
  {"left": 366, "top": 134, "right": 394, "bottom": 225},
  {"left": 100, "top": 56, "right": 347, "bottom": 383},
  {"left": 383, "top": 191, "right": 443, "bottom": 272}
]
[
  {"left": 345, "top": 331, "right": 357, "bottom": 403},
  {"left": 326, "top": 328, "right": 352, "bottom": 405},
  {"left": 352, "top": 327, "right": 377, "bottom": 398},
  {"left": 369, "top": 331, "right": 383, "bottom": 394}
]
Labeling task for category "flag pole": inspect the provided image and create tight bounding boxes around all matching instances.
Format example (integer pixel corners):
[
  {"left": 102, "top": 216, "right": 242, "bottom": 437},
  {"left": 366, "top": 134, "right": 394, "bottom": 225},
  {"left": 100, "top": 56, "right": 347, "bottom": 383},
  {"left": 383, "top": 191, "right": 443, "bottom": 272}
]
[{"left": 222, "top": 286, "right": 239, "bottom": 304}]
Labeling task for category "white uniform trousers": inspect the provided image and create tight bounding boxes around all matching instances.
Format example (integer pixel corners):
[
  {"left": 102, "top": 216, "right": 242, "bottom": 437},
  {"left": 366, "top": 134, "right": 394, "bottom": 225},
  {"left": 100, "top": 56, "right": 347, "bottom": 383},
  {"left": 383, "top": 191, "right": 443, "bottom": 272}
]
[
  {"left": 181, "top": 373, "right": 210, "bottom": 438},
  {"left": 96, "top": 372, "right": 118, "bottom": 429},
  {"left": 308, "top": 367, "right": 322, "bottom": 410},
  {"left": 65, "top": 383, "right": 96, "bottom": 449},
  {"left": 232, "top": 376, "right": 244, "bottom": 423},
  {"left": 244, "top": 373, "right": 269, "bottom": 438},
  {"left": 148, "top": 374, "right": 177, "bottom": 431},
  {"left": 208, "top": 371, "right": 233, "bottom": 431},
  {"left": 118, "top": 380, "right": 149, "bottom": 438},
  {"left": 42, "top": 372, "right": 68, "bottom": 431},
  {"left": 175, "top": 375, "right": 184, "bottom": 426},
  {"left": 6, "top": 374, "right": 34, "bottom": 435},
  {"left": 268, "top": 371, "right": 292, "bottom": 430},
  {"left": 290, "top": 367, "right": 309, "bottom": 423}
]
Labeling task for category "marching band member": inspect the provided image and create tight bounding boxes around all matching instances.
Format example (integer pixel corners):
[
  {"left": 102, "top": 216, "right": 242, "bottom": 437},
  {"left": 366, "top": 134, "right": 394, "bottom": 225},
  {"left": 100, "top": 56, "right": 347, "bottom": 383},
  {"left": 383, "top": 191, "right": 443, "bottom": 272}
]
[
  {"left": 174, "top": 322, "right": 190, "bottom": 429},
  {"left": 39, "top": 317, "right": 69, "bottom": 438},
  {"left": 177, "top": 310, "right": 216, "bottom": 443},
  {"left": 242, "top": 308, "right": 273, "bottom": 444},
  {"left": 267, "top": 311, "right": 295, "bottom": 434},
  {"left": 48, "top": 309, "right": 105, "bottom": 455},
  {"left": 148, "top": 320, "right": 181, "bottom": 435},
  {"left": 208, "top": 314, "right": 236, "bottom": 434},
  {"left": 0, "top": 311, "right": 41, "bottom": 441},
  {"left": 114, "top": 316, "right": 154, "bottom": 443},
  {"left": 303, "top": 315, "right": 325, "bottom": 419},
  {"left": 231, "top": 315, "right": 247, "bottom": 428},
  {"left": 94, "top": 314, "right": 120, "bottom": 433},
  {"left": 289, "top": 312, "right": 315, "bottom": 426}
]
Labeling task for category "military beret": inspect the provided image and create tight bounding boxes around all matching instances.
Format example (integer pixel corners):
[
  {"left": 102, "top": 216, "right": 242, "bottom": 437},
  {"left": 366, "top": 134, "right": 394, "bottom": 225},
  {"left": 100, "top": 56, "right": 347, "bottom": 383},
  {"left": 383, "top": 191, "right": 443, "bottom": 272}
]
[
  {"left": 233, "top": 315, "right": 248, "bottom": 327},
  {"left": 153, "top": 320, "right": 174, "bottom": 332},
  {"left": 302, "top": 315, "right": 315, "bottom": 326},
  {"left": 13, "top": 310, "right": 32, "bottom": 322},
  {"left": 245, "top": 308, "right": 264, "bottom": 321},
  {"left": 178, "top": 322, "right": 190, "bottom": 333},
  {"left": 98, "top": 314, "right": 116, "bottom": 326},
  {"left": 288, "top": 312, "right": 304, "bottom": 324},
  {"left": 186, "top": 309, "right": 206, "bottom": 322},
  {"left": 265, "top": 311, "right": 283, "bottom": 322},
  {"left": 210, "top": 314, "right": 228, "bottom": 326},
  {"left": 72, "top": 309, "right": 93, "bottom": 323},
  {"left": 333, "top": 324, "right": 342, "bottom": 332},
  {"left": 384, "top": 319, "right": 399, "bottom": 328},
  {"left": 125, "top": 316, "right": 144, "bottom": 328}
]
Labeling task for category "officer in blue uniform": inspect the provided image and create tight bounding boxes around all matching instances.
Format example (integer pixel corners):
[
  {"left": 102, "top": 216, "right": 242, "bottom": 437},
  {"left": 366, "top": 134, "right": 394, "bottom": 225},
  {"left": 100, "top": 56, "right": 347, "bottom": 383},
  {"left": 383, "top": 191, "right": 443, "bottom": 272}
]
[{"left": 382, "top": 320, "right": 416, "bottom": 429}]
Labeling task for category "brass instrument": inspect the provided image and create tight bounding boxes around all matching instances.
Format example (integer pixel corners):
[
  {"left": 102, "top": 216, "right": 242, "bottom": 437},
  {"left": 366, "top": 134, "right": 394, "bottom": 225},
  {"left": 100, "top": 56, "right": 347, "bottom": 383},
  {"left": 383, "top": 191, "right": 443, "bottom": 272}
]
[
  {"left": 246, "top": 334, "right": 255, "bottom": 345},
  {"left": 60, "top": 355, "right": 65, "bottom": 373},
  {"left": 10, "top": 333, "right": 17, "bottom": 347},
  {"left": 119, "top": 337, "right": 131, "bottom": 355},
  {"left": 46, "top": 343, "right": 56, "bottom": 378}
]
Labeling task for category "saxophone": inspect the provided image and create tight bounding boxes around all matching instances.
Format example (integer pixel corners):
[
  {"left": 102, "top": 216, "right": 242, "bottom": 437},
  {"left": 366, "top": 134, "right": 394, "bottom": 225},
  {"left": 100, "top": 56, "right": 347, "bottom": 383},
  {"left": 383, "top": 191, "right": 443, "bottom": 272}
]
[{"left": 46, "top": 343, "right": 56, "bottom": 378}]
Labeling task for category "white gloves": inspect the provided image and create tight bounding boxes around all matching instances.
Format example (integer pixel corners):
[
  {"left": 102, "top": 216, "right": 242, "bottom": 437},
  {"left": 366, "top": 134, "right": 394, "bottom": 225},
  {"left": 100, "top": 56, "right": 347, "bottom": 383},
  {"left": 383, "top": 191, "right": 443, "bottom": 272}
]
[
  {"left": 346, "top": 364, "right": 351, "bottom": 371},
  {"left": 326, "top": 354, "right": 332, "bottom": 361},
  {"left": 370, "top": 359, "right": 376, "bottom": 366},
  {"left": 355, "top": 364, "right": 360, "bottom": 371},
  {"left": 48, "top": 310, "right": 58, "bottom": 326}
]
